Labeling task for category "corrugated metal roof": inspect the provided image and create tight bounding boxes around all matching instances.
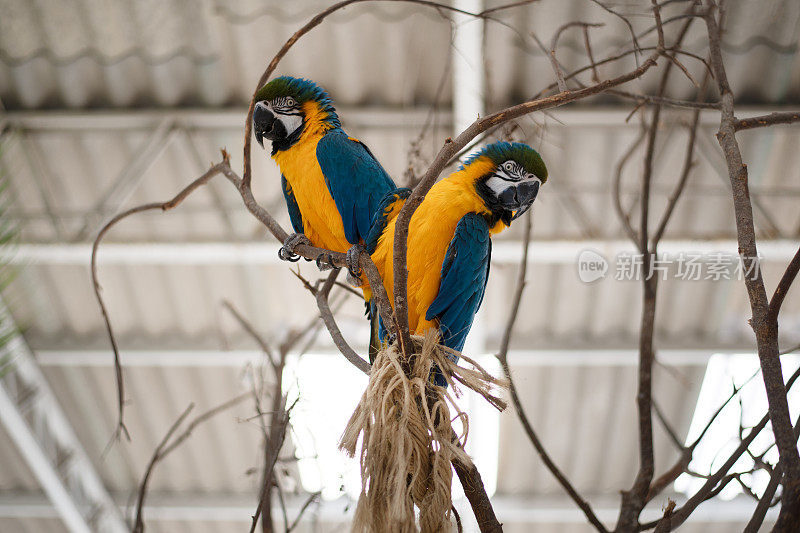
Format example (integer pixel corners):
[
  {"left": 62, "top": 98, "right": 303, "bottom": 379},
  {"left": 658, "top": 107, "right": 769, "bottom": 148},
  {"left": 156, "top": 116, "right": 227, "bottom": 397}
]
[
  {"left": 5, "top": 110, "right": 800, "bottom": 246},
  {"left": 1, "top": 0, "right": 799, "bottom": 110},
  {"left": 2, "top": 1, "right": 799, "bottom": 531},
  {"left": 497, "top": 362, "right": 704, "bottom": 495}
]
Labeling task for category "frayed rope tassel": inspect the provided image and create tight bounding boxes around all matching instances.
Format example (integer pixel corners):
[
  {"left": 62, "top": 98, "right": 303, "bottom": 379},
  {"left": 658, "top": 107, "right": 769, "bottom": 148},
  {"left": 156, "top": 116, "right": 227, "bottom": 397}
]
[{"left": 340, "top": 330, "right": 508, "bottom": 533}]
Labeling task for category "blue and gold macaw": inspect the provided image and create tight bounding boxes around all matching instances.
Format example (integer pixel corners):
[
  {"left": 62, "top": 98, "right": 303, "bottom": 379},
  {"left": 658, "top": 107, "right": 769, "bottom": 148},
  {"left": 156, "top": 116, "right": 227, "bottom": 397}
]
[
  {"left": 367, "top": 142, "right": 548, "bottom": 385},
  {"left": 252, "top": 76, "right": 396, "bottom": 291}
]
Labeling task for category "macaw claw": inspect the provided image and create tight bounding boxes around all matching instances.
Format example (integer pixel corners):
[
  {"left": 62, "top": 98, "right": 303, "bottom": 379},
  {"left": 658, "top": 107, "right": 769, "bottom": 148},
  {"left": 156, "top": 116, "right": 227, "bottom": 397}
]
[
  {"left": 315, "top": 253, "right": 335, "bottom": 271},
  {"left": 278, "top": 233, "right": 311, "bottom": 262},
  {"left": 345, "top": 244, "right": 365, "bottom": 280}
]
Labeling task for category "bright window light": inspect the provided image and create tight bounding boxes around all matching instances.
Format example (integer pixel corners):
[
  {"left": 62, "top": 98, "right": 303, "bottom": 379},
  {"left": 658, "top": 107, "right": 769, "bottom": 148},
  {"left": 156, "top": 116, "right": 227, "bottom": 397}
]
[
  {"left": 284, "top": 353, "right": 501, "bottom": 500},
  {"left": 675, "top": 353, "right": 800, "bottom": 500}
]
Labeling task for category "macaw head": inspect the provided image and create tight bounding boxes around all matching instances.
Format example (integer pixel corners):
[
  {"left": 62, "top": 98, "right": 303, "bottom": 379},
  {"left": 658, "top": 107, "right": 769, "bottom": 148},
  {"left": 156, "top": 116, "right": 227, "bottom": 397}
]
[
  {"left": 466, "top": 142, "right": 548, "bottom": 226},
  {"left": 253, "top": 76, "right": 340, "bottom": 153}
]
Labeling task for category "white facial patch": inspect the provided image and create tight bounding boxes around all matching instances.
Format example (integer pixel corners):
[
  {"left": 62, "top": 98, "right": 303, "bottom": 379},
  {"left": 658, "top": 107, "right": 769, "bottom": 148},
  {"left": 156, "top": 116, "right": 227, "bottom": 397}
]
[
  {"left": 278, "top": 113, "right": 303, "bottom": 136},
  {"left": 263, "top": 101, "right": 303, "bottom": 137},
  {"left": 485, "top": 175, "right": 511, "bottom": 195}
]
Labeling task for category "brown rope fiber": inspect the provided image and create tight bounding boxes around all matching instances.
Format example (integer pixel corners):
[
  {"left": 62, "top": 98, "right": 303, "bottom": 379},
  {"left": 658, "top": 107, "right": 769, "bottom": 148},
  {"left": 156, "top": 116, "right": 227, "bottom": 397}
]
[{"left": 340, "top": 332, "right": 507, "bottom": 532}]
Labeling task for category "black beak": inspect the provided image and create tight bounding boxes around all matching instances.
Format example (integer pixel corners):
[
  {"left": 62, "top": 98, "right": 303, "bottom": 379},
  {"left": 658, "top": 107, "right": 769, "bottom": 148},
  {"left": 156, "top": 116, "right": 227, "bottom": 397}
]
[
  {"left": 497, "top": 180, "right": 540, "bottom": 221},
  {"left": 253, "top": 102, "right": 276, "bottom": 148}
]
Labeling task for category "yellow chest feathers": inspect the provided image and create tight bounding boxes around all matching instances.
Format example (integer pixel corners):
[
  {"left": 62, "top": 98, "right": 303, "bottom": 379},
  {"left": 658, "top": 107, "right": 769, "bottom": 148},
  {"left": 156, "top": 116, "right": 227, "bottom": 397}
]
[
  {"left": 272, "top": 127, "right": 350, "bottom": 253},
  {"left": 372, "top": 161, "right": 508, "bottom": 331}
]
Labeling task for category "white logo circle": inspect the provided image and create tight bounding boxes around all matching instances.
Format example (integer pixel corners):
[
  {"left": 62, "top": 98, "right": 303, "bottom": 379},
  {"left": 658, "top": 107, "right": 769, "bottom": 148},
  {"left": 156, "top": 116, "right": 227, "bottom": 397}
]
[{"left": 577, "top": 249, "right": 608, "bottom": 283}]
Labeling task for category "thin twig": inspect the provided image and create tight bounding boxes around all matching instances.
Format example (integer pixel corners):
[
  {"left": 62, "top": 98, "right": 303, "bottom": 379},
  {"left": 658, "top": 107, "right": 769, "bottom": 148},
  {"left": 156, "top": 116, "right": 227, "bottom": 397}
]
[
  {"left": 478, "top": 0, "right": 539, "bottom": 16},
  {"left": 647, "top": 363, "right": 800, "bottom": 531},
  {"left": 582, "top": 24, "right": 600, "bottom": 83},
  {"left": 652, "top": 109, "right": 701, "bottom": 245},
  {"left": 549, "top": 22, "right": 605, "bottom": 92},
  {"left": 735, "top": 111, "right": 800, "bottom": 131},
  {"left": 496, "top": 213, "right": 608, "bottom": 533},
  {"left": 133, "top": 393, "right": 249, "bottom": 532},
  {"left": 223, "top": 300, "right": 278, "bottom": 371},
  {"left": 287, "top": 492, "right": 321, "bottom": 532},
  {"left": 92, "top": 157, "right": 231, "bottom": 441},
  {"left": 274, "top": 480, "right": 289, "bottom": 533},
  {"left": 587, "top": 0, "right": 642, "bottom": 64},
  {"left": 766, "top": 244, "right": 800, "bottom": 324},
  {"left": 743, "top": 411, "right": 800, "bottom": 533},
  {"left": 132, "top": 404, "right": 194, "bottom": 533},
  {"left": 652, "top": 400, "right": 684, "bottom": 451},
  {"left": 613, "top": 126, "right": 646, "bottom": 246}
]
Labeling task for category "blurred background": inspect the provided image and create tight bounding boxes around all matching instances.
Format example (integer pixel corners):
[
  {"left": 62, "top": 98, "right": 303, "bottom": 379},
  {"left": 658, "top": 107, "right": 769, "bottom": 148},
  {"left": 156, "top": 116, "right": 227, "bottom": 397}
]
[{"left": 1, "top": 0, "right": 799, "bottom": 531}]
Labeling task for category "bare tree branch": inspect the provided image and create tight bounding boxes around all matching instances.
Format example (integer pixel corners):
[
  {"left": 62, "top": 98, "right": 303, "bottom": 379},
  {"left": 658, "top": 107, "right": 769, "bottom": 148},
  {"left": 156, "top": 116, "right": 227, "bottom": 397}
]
[
  {"left": 392, "top": 3, "right": 668, "bottom": 362},
  {"left": 617, "top": 17, "right": 693, "bottom": 533},
  {"left": 295, "top": 269, "right": 372, "bottom": 375},
  {"left": 701, "top": 3, "right": 800, "bottom": 527},
  {"left": 587, "top": 0, "right": 642, "bottom": 63},
  {"left": 132, "top": 394, "right": 249, "bottom": 532},
  {"left": 92, "top": 158, "right": 232, "bottom": 440},
  {"left": 648, "top": 364, "right": 800, "bottom": 531},
  {"left": 223, "top": 299, "right": 325, "bottom": 533},
  {"left": 287, "top": 491, "right": 321, "bottom": 533},
  {"left": 652, "top": 109, "right": 701, "bottom": 246},
  {"left": 744, "top": 412, "right": 800, "bottom": 533},
  {"left": 613, "top": 126, "right": 647, "bottom": 245},
  {"left": 496, "top": 213, "right": 608, "bottom": 533},
  {"left": 735, "top": 111, "right": 800, "bottom": 131},
  {"left": 767, "top": 244, "right": 800, "bottom": 324},
  {"left": 549, "top": 22, "right": 605, "bottom": 92},
  {"left": 132, "top": 404, "right": 194, "bottom": 533}
]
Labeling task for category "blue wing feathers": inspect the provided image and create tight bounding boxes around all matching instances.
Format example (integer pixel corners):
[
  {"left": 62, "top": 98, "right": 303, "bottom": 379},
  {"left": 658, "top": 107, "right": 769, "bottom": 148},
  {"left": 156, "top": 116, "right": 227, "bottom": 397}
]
[
  {"left": 373, "top": 212, "right": 491, "bottom": 387},
  {"left": 281, "top": 174, "right": 304, "bottom": 234},
  {"left": 425, "top": 213, "right": 492, "bottom": 352},
  {"left": 365, "top": 188, "right": 411, "bottom": 254},
  {"left": 316, "top": 130, "right": 396, "bottom": 245}
]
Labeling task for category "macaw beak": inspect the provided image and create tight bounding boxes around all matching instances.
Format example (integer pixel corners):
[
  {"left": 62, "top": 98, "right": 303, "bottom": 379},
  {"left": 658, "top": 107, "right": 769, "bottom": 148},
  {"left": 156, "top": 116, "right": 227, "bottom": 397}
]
[
  {"left": 253, "top": 102, "right": 276, "bottom": 148},
  {"left": 497, "top": 180, "right": 540, "bottom": 221},
  {"left": 511, "top": 180, "right": 540, "bottom": 220}
]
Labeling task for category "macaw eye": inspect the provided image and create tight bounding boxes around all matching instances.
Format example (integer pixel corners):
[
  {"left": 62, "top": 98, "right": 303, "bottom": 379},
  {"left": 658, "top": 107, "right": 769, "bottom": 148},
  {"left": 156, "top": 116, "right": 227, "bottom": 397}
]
[
  {"left": 285, "top": 97, "right": 296, "bottom": 106},
  {"left": 503, "top": 162, "right": 515, "bottom": 172}
]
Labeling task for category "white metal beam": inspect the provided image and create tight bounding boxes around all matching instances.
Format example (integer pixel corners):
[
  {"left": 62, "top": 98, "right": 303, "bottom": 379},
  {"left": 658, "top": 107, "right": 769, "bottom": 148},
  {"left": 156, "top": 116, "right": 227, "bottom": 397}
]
[
  {"left": 76, "top": 118, "right": 177, "bottom": 241},
  {"left": 2, "top": 107, "right": 452, "bottom": 131},
  {"left": 3, "top": 106, "right": 792, "bottom": 132},
  {"left": 0, "top": 300, "right": 127, "bottom": 533},
  {"left": 452, "top": 0, "right": 485, "bottom": 136},
  {"left": 11, "top": 239, "right": 800, "bottom": 266},
  {"left": 0, "top": 491, "right": 777, "bottom": 525},
  {"left": 30, "top": 348, "right": 733, "bottom": 368}
]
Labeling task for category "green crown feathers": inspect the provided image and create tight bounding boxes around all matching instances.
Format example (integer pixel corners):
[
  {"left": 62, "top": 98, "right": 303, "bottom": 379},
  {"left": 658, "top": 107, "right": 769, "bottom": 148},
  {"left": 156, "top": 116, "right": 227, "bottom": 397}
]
[
  {"left": 462, "top": 142, "right": 548, "bottom": 182},
  {"left": 255, "top": 76, "right": 340, "bottom": 128}
]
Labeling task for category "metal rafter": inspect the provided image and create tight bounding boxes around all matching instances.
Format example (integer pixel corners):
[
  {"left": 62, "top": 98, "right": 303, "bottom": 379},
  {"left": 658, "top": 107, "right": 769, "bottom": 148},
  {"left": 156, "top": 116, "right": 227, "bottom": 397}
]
[
  {"left": 24, "top": 347, "right": 755, "bottom": 368},
  {"left": 18, "top": 129, "right": 67, "bottom": 239},
  {"left": 0, "top": 299, "right": 127, "bottom": 533},
  {"left": 694, "top": 132, "right": 784, "bottom": 238},
  {"left": 11, "top": 238, "right": 800, "bottom": 265},
  {"left": 0, "top": 491, "right": 778, "bottom": 525},
  {"left": 75, "top": 117, "right": 177, "bottom": 242}
]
